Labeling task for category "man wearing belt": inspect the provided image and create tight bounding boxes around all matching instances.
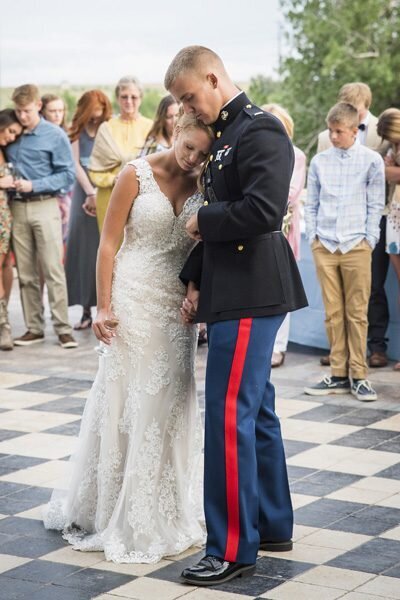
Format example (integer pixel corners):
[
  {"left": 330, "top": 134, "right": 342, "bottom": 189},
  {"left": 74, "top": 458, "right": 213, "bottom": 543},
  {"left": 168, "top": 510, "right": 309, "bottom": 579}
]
[
  {"left": 166, "top": 46, "right": 307, "bottom": 586},
  {"left": 6, "top": 84, "right": 77, "bottom": 348}
]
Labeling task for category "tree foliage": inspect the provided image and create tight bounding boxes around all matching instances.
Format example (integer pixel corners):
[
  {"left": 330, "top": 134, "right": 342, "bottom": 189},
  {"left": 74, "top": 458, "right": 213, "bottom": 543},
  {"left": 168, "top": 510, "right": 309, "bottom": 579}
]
[
  {"left": 279, "top": 0, "right": 400, "bottom": 155},
  {"left": 140, "top": 88, "right": 164, "bottom": 119},
  {"left": 61, "top": 90, "right": 78, "bottom": 122},
  {"left": 247, "top": 75, "right": 282, "bottom": 106}
]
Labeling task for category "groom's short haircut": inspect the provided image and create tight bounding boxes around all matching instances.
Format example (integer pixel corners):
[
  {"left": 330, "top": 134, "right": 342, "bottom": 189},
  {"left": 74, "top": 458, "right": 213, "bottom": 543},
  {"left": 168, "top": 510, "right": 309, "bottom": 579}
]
[{"left": 164, "top": 46, "right": 223, "bottom": 89}]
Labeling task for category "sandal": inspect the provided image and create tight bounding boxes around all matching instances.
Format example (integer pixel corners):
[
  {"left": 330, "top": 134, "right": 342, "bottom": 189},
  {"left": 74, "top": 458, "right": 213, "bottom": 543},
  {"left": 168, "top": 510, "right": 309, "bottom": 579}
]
[{"left": 74, "top": 310, "right": 92, "bottom": 331}]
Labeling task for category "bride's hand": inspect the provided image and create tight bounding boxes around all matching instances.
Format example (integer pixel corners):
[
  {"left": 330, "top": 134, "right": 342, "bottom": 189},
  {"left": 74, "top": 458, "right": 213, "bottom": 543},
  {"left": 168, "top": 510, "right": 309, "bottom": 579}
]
[
  {"left": 92, "top": 309, "right": 118, "bottom": 344},
  {"left": 180, "top": 283, "right": 199, "bottom": 324}
]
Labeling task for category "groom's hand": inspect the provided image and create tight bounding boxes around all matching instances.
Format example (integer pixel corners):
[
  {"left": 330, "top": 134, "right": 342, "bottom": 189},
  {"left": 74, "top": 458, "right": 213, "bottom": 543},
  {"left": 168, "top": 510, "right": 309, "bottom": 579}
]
[
  {"left": 186, "top": 214, "right": 202, "bottom": 240},
  {"left": 180, "top": 298, "right": 196, "bottom": 323}
]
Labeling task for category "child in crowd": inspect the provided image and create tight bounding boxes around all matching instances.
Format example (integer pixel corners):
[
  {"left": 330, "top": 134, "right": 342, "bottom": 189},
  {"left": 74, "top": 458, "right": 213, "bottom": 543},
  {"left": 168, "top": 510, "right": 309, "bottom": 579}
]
[{"left": 304, "top": 102, "right": 385, "bottom": 401}]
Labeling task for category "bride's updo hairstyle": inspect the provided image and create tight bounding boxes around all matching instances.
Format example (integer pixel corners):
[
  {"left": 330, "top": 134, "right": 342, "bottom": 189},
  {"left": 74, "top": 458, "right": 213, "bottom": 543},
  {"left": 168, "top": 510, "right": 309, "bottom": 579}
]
[
  {"left": 173, "top": 109, "right": 214, "bottom": 190},
  {"left": 173, "top": 108, "right": 214, "bottom": 142}
]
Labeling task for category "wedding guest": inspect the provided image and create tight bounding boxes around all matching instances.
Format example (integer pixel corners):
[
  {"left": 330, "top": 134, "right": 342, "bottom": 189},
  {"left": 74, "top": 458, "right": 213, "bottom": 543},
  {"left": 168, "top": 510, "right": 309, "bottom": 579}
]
[
  {"left": 41, "top": 94, "right": 68, "bottom": 129},
  {"left": 89, "top": 76, "right": 153, "bottom": 232},
  {"left": 41, "top": 93, "right": 71, "bottom": 245},
  {"left": 262, "top": 104, "right": 306, "bottom": 367},
  {"left": 0, "top": 110, "right": 23, "bottom": 350},
  {"left": 66, "top": 90, "right": 112, "bottom": 330},
  {"left": 317, "top": 83, "right": 389, "bottom": 368},
  {"left": 317, "top": 83, "right": 383, "bottom": 153},
  {"left": 6, "top": 84, "right": 77, "bottom": 348},
  {"left": 305, "top": 102, "right": 385, "bottom": 401},
  {"left": 377, "top": 108, "right": 400, "bottom": 371},
  {"left": 140, "top": 95, "right": 179, "bottom": 156}
]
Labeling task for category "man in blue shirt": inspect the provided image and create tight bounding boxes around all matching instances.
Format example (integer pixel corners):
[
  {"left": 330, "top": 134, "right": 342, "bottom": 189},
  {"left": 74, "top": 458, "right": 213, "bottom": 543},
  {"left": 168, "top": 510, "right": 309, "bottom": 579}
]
[{"left": 6, "top": 84, "right": 77, "bottom": 348}]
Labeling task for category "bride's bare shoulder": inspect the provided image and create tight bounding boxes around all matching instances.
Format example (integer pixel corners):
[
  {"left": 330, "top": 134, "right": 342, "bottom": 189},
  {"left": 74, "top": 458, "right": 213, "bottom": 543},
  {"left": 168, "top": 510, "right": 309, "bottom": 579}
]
[{"left": 146, "top": 151, "right": 168, "bottom": 173}]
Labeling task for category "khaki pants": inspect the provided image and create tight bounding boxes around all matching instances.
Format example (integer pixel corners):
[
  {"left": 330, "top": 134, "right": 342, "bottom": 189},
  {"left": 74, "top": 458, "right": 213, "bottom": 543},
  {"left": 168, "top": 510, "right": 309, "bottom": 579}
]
[
  {"left": 11, "top": 198, "right": 72, "bottom": 336},
  {"left": 312, "top": 239, "right": 372, "bottom": 379}
]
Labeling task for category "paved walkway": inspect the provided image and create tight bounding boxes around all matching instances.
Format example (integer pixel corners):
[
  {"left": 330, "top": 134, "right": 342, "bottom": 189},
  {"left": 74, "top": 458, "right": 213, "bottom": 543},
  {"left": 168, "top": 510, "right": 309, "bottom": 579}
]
[{"left": 0, "top": 285, "right": 399, "bottom": 599}]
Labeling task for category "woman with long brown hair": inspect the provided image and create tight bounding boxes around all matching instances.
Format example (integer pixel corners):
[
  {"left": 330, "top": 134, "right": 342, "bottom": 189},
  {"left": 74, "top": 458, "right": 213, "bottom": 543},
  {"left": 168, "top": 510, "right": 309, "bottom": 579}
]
[
  {"left": 41, "top": 93, "right": 68, "bottom": 129},
  {"left": 41, "top": 94, "right": 71, "bottom": 245},
  {"left": 66, "top": 90, "right": 112, "bottom": 330},
  {"left": 0, "top": 109, "right": 23, "bottom": 350},
  {"left": 140, "top": 94, "right": 179, "bottom": 156}
]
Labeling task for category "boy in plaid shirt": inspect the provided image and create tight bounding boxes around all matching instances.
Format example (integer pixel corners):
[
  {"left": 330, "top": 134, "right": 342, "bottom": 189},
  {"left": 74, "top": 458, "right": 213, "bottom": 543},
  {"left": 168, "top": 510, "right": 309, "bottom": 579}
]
[{"left": 304, "top": 102, "right": 385, "bottom": 401}]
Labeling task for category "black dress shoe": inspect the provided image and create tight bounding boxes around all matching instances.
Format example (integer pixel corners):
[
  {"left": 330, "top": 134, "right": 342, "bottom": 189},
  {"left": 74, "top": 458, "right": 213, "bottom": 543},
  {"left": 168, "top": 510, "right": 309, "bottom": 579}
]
[
  {"left": 259, "top": 539, "right": 293, "bottom": 552},
  {"left": 181, "top": 554, "right": 256, "bottom": 586}
]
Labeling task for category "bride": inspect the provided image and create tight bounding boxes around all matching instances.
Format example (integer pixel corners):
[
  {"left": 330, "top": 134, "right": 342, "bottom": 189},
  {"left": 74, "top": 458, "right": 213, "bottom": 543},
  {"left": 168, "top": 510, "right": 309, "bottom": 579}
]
[{"left": 44, "top": 112, "right": 214, "bottom": 563}]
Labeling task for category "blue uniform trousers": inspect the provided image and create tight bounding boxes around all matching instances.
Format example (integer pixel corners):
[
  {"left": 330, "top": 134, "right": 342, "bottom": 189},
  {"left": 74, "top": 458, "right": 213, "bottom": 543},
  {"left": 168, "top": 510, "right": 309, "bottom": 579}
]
[{"left": 204, "top": 315, "right": 293, "bottom": 565}]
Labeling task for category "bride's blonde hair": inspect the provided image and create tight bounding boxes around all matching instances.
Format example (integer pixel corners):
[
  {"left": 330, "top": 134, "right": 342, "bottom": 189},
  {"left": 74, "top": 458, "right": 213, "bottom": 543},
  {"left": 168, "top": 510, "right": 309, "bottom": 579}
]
[
  {"left": 174, "top": 107, "right": 214, "bottom": 138},
  {"left": 174, "top": 108, "right": 214, "bottom": 192}
]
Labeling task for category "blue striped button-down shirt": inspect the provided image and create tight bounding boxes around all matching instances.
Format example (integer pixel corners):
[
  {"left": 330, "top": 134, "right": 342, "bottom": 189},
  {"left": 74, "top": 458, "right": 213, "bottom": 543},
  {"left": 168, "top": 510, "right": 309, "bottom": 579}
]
[
  {"left": 6, "top": 117, "right": 75, "bottom": 195},
  {"left": 305, "top": 140, "right": 385, "bottom": 253}
]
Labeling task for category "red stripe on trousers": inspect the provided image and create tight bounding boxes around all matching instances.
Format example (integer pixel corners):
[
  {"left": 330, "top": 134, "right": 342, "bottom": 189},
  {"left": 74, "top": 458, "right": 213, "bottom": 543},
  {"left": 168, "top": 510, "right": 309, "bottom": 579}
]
[{"left": 224, "top": 318, "right": 253, "bottom": 562}]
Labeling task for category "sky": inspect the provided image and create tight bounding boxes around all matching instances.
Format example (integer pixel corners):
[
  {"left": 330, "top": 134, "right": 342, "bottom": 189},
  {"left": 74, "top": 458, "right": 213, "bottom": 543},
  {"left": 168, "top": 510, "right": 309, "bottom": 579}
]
[{"left": 0, "top": 0, "right": 282, "bottom": 88}]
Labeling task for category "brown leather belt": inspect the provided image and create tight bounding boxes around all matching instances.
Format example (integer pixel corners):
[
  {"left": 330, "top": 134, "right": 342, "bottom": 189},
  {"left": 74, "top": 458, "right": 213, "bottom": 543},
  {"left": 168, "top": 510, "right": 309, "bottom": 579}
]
[{"left": 12, "top": 194, "right": 54, "bottom": 202}]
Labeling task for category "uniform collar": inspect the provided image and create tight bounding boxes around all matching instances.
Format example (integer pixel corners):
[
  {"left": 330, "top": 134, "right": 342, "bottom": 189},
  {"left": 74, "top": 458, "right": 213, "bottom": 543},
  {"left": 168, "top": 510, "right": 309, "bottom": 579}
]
[{"left": 213, "top": 91, "right": 251, "bottom": 136}]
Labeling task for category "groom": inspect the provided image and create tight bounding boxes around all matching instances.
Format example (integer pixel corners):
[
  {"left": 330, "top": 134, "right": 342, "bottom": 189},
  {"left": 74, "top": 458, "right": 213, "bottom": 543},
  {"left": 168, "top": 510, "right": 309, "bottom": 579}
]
[{"left": 166, "top": 46, "right": 307, "bottom": 586}]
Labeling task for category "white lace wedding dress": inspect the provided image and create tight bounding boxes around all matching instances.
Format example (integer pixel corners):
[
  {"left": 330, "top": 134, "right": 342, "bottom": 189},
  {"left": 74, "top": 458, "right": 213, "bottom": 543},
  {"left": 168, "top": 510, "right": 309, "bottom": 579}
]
[{"left": 43, "top": 158, "right": 205, "bottom": 563}]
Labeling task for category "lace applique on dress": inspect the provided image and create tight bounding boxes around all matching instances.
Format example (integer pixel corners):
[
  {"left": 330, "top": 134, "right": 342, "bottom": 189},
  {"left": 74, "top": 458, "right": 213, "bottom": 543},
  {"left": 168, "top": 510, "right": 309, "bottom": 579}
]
[
  {"left": 119, "top": 381, "right": 141, "bottom": 435},
  {"left": 129, "top": 158, "right": 155, "bottom": 194},
  {"left": 158, "top": 461, "right": 181, "bottom": 522},
  {"left": 145, "top": 349, "right": 170, "bottom": 395},
  {"left": 167, "top": 378, "right": 187, "bottom": 445},
  {"left": 128, "top": 419, "right": 163, "bottom": 539}
]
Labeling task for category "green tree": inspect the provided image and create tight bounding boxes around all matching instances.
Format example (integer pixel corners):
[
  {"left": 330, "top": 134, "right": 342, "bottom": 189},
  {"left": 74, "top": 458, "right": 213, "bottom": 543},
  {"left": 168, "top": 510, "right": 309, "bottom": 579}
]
[
  {"left": 279, "top": 0, "right": 400, "bottom": 155},
  {"left": 248, "top": 75, "right": 282, "bottom": 106},
  {"left": 61, "top": 89, "right": 78, "bottom": 121},
  {"left": 139, "top": 88, "right": 164, "bottom": 119}
]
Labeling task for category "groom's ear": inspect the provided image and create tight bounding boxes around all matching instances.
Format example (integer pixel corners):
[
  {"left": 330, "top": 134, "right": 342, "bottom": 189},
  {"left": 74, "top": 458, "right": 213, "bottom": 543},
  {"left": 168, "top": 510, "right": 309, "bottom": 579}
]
[{"left": 206, "top": 73, "right": 218, "bottom": 89}]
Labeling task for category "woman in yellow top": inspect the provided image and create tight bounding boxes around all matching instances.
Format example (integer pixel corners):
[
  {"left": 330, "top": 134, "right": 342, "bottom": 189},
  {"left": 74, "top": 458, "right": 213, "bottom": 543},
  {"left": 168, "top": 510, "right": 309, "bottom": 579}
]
[{"left": 89, "top": 76, "right": 153, "bottom": 231}]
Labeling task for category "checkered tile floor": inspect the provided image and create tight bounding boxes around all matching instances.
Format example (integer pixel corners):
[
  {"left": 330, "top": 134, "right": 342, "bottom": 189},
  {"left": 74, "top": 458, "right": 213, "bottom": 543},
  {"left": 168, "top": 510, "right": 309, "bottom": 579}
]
[{"left": 1, "top": 333, "right": 400, "bottom": 599}]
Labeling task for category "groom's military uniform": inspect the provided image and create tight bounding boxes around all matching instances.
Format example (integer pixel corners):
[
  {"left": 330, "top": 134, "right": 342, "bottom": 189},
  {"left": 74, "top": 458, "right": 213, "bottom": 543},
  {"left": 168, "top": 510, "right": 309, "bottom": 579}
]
[{"left": 181, "top": 92, "right": 307, "bottom": 565}]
